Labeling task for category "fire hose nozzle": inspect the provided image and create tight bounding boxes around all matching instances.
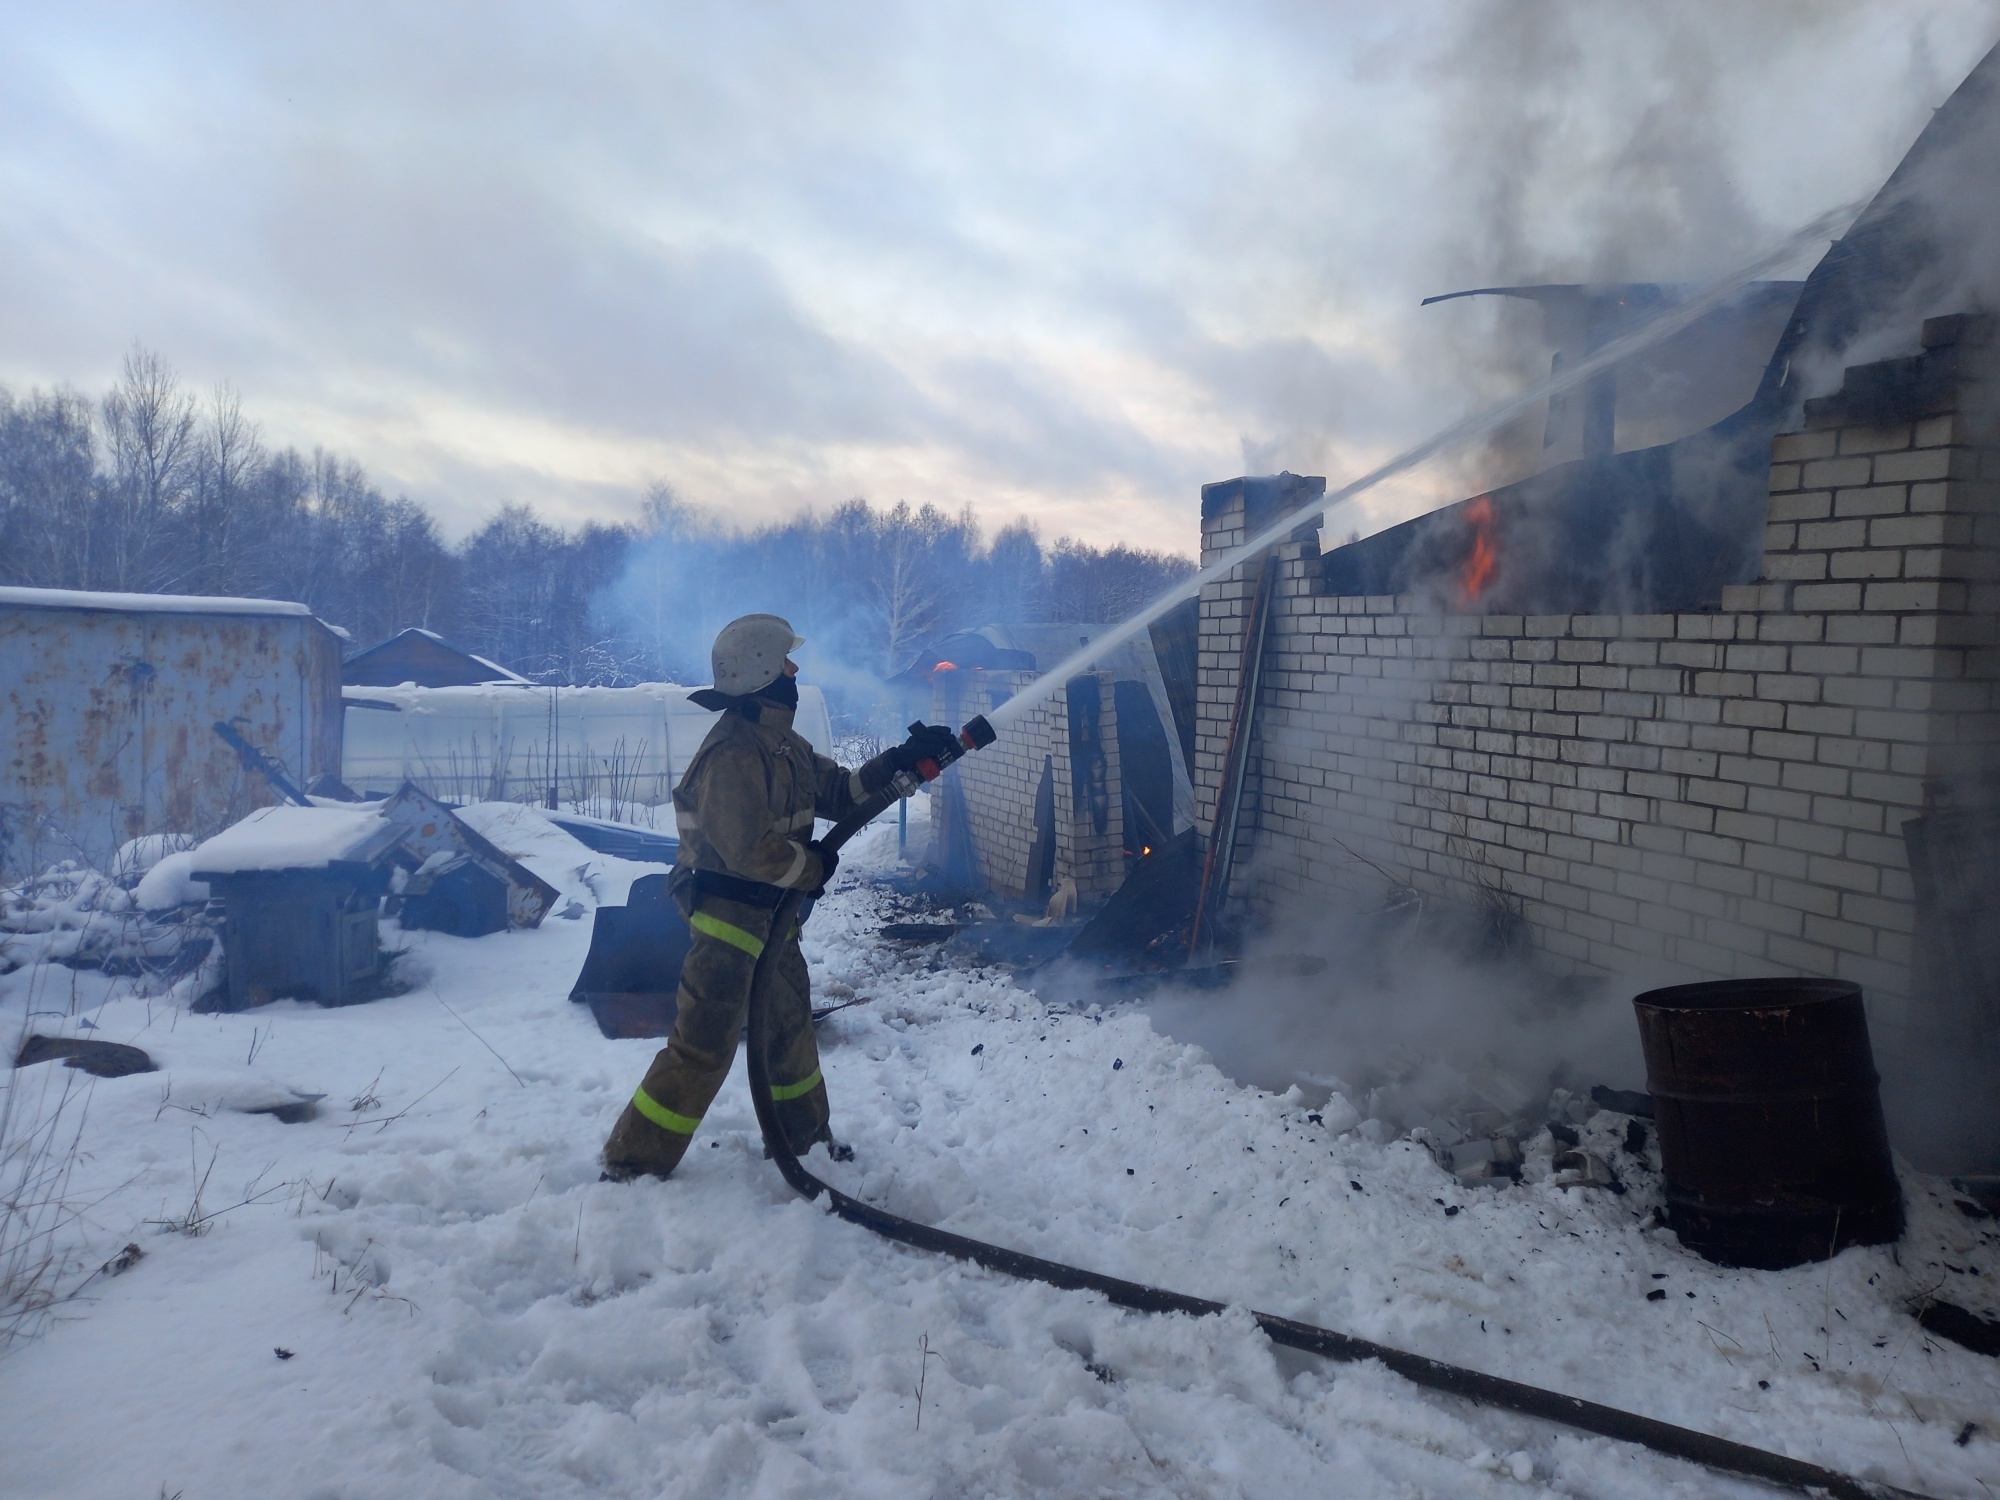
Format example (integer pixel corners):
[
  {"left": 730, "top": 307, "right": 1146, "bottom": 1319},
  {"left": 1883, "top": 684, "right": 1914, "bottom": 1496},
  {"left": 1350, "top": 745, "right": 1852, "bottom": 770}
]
[{"left": 905, "top": 715, "right": 997, "bottom": 785}]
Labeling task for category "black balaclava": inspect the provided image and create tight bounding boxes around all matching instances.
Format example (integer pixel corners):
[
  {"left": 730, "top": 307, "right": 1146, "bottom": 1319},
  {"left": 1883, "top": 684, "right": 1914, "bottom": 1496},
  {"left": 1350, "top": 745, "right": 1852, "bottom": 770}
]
[{"left": 689, "top": 670, "right": 798, "bottom": 719}]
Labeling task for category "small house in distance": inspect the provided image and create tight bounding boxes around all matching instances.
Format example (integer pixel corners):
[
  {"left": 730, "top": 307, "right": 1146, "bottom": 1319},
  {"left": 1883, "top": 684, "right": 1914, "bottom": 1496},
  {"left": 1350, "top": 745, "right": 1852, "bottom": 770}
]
[{"left": 341, "top": 628, "right": 530, "bottom": 689}]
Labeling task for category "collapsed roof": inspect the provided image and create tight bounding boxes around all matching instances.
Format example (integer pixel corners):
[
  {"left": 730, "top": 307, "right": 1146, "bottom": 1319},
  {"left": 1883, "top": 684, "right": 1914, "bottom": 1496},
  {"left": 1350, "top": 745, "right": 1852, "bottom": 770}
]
[{"left": 1321, "top": 41, "right": 2000, "bottom": 616}]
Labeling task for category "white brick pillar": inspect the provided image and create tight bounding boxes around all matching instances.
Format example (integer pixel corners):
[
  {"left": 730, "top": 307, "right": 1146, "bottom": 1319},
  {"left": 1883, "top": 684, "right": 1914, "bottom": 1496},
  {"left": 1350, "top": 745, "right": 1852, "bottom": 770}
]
[{"left": 1192, "top": 472, "right": 1325, "bottom": 851}]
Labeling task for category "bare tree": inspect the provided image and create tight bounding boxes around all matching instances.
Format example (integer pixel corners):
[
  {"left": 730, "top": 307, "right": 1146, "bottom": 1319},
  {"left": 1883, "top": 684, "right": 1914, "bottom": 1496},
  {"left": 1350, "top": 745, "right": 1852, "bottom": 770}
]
[
  {"left": 0, "top": 386, "right": 96, "bottom": 588},
  {"left": 987, "top": 520, "right": 1047, "bottom": 621},
  {"left": 363, "top": 498, "right": 454, "bottom": 638},
  {"left": 1048, "top": 538, "right": 1192, "bottom": 623},
  {"left": 4, "top": 348, "right": 1199, "bottom": 730},
  {"left": 869, "top": 501, "right": 952, "bottom": 674},
  {"left": 185, "top": 383, "right": 263, "bottom": 594},
  {"left": 99, "top": 345, "right": 198, "bottom": 591}
]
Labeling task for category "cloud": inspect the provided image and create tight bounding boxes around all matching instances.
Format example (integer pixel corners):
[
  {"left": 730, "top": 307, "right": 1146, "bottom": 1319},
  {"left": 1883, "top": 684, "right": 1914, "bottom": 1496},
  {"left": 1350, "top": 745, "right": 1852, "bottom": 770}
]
[{"left": 0, "top": 0, "right": 1994, "bottom": 545}]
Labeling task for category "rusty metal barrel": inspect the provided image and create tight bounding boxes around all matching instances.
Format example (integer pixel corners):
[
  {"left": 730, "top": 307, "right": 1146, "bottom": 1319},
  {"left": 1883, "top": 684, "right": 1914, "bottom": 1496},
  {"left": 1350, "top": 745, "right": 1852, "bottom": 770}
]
[{"left": 1633, "top": 977, "right": 1902, "bottom": 1269}]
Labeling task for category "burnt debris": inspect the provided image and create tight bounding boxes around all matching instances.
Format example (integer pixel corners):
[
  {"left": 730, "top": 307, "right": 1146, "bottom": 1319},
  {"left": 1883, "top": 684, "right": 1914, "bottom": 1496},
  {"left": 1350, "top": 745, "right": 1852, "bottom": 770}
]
[{"left": 13, "top": 1034, "right": 156, "bottom": 1078}]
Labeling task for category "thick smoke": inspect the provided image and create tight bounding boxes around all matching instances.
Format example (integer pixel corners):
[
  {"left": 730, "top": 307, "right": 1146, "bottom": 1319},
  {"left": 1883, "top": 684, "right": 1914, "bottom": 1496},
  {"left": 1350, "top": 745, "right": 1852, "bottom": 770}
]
[
  {"left": 7, "top": 5, "right": 1992, "bottom": 557},
  {"left": 1783, "top": 43, "right": 2000, "bottom": 390},
  {"left": 1138, "top": 620, "right": 1657, "bottom": 1141},
  {"left": 1361, "top": 1, "right": 1991, "bottom": 527},
  {"left": 1145, "top": 27, "right": 2000, "bottom": 1171},
  {"left": 597, "top": 484, "right": 1194, "bottom": 733},
  {"left": 1145, "top": 897, "right": 1650, "bottom": 1139}
]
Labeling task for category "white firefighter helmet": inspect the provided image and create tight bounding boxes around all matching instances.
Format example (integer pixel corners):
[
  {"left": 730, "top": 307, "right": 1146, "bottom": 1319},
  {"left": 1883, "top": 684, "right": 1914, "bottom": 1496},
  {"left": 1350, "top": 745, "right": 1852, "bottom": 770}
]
[{"left": 711, "top": 613, "right": 804, "bottom": 696}]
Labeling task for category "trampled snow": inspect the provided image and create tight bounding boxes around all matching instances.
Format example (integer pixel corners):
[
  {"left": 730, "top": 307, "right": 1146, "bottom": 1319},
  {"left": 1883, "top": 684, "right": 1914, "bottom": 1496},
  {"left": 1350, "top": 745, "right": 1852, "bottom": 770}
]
[{"left": 3, "top": 801, "right": 1998, "bottom": 1498}]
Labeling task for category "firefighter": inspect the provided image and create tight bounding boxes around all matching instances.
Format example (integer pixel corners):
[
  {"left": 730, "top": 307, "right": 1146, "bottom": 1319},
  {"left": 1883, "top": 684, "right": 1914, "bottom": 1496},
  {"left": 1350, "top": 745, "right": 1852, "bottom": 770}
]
[{"left": 601, "top": 613, "right": 956, "bottom": 1181}]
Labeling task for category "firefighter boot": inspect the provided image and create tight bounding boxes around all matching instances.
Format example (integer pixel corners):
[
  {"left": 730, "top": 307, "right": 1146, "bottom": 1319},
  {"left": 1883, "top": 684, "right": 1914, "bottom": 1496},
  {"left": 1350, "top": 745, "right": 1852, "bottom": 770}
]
[{"left": 600, "top": 1088, "right": 695, "bottom": 1181}]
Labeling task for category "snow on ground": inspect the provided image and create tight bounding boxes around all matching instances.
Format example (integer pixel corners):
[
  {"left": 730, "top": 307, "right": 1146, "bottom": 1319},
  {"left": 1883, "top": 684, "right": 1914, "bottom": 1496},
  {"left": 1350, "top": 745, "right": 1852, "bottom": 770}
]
[{"left": 3, "top": 805, "right": 1999, "bottom": 1499}]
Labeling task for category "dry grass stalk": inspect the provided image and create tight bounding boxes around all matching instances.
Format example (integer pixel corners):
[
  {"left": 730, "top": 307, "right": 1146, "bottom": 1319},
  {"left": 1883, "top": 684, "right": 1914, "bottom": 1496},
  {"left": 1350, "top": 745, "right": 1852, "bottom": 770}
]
[{"left": 0, "top": 1047, "right": 95, "bottom": 1348}]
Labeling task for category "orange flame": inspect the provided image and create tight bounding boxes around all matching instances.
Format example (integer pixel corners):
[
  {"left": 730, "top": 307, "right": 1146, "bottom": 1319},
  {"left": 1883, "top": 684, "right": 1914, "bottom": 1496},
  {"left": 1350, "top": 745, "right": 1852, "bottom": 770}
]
[
  {"left": 932, "top": 660, "right": 958, "bottom": 673},
  {"left": 1457, "top": 495, "right": 1498, "bottom": 607}
]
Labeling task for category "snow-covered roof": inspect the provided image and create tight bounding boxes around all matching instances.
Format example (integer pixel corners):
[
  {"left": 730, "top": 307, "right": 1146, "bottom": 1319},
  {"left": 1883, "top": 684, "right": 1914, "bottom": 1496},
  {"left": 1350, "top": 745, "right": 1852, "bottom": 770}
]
[
  {"left": 0, "top": 585, "right": 316, "bottom": 618},
  {"left": 189, "top": 805, "right": 402, "bottom": 876},
  {"left": 338, "top": 680, "right": 835, "bottom": 798},
  {"left": 341, "top": 626, "right": 533, "bottom": 686},
  {"left": 339, "top": 681, "right": 709, "bottom": 709},
  {"left": 468, "top": 654, "right": 527, "bottom": 683}
]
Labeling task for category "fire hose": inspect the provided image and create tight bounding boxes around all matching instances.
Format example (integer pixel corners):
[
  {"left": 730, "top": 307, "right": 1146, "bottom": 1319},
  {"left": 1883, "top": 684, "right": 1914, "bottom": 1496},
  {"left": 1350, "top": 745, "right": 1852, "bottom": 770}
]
[{"left": 739, "top": 716, "right": 1934, "bottom": 1500}]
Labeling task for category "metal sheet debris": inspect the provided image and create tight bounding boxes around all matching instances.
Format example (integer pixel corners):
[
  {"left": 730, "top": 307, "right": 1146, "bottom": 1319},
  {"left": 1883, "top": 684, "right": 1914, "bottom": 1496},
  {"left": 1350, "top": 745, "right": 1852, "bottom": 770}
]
[
  {"left": 376, "top": 783, "right": 558, "bottom": 929},
  {"left": 0, "top": 587, "right": 342, "bottom": 876}
]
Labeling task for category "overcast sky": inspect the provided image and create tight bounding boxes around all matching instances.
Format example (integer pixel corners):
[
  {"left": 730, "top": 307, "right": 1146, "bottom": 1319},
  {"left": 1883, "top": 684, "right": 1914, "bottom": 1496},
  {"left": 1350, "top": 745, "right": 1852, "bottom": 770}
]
[{"left": 2, "top": 2, "right": 1995, "bottom": 549}]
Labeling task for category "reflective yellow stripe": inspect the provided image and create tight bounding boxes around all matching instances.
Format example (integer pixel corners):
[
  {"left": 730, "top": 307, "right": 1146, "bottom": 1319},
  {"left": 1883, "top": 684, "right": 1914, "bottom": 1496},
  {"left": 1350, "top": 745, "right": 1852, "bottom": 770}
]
[
  {"left": 631, "top": 1086, "right": 700, "bottom": 1134},
  {"left": 689, "top": 909, "right": 765, "bottom": 958},
  {"left": 768, "top": 1067, "right": 823, "bottom": 1102}
]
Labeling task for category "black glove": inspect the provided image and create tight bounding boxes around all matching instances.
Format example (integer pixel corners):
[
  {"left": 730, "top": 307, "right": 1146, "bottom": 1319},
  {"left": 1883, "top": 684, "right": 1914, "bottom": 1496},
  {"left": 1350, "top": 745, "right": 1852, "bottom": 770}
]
[
  {"left": 888, "top": 723, "right": 959, "bottom": 777},
  {"left": 807, "top": 838, "right": 840, "bottom": 896}
]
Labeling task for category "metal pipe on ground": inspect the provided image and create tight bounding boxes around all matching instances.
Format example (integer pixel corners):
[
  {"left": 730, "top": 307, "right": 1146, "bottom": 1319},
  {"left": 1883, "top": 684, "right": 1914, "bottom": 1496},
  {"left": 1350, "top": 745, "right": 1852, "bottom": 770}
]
[{"left": 737, "top": 745, "right": 1938, "bottom": 1500}]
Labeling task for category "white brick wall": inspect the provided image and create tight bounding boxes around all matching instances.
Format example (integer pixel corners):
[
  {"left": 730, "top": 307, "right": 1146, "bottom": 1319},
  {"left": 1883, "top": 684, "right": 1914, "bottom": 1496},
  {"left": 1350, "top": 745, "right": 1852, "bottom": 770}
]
[
  {"left": 1194, "top": 321, "right": 2000, "bottom": 1032},
  {"left": 932, "top": 671, "right": 1126, "bottom": 901}
]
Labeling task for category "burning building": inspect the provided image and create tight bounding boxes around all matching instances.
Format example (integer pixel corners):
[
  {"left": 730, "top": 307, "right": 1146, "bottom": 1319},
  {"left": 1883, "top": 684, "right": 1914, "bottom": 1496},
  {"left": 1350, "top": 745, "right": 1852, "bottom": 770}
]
[
  {"left": 912, "top": 622, "right": 1198, "bottom": 903},
  {"left": 1193, "top": 45, "right": 2000, "bottom": 1170},
  {"left": 1421, "top": 279, "right": 1806, "bottom": 468}
]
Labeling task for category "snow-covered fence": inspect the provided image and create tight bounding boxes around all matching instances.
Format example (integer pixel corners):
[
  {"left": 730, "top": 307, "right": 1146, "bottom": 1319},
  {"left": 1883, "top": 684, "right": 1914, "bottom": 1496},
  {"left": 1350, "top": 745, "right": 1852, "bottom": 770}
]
[{"left": 340, "top": 682, "right": 835, "bottom": 809}]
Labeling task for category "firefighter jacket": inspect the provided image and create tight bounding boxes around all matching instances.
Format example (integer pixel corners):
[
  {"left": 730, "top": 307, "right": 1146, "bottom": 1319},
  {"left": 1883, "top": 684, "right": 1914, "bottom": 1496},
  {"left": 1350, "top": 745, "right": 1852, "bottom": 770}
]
[{"left": 670, "top": 697, "right": 889, "bottom": 897}]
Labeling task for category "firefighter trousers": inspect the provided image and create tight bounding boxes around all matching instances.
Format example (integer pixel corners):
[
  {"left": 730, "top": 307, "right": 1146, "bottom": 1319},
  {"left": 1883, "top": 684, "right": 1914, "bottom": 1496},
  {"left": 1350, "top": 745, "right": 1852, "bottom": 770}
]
[{"left": 601, "top": 892, "right": 830, "bottom": 1179}]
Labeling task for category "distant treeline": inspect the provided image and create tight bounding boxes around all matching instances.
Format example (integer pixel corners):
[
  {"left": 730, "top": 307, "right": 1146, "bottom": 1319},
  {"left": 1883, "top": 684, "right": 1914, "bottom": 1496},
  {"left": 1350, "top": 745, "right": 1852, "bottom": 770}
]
[{"left": 0, "top": 347, "right": 1194, "bottom": 702}]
